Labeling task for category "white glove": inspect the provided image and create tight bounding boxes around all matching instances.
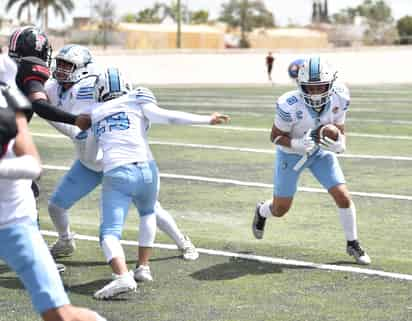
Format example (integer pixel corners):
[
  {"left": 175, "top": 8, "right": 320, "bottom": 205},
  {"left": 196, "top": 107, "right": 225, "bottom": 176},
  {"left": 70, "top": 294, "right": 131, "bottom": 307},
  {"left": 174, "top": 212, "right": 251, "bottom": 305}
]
[
  {"left": 319, "top": 132, "right": 346, "bottom": 154},
  {"left": 290, "top": 131, "right": 316, "bottom": 154}
]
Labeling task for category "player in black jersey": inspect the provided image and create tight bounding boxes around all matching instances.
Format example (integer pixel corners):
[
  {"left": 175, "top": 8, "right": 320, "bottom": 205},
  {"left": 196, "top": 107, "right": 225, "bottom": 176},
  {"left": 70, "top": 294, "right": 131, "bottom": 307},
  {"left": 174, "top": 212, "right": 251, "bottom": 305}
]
[{"left": 8, "top": 26, "right": 90, "bottom": 129}]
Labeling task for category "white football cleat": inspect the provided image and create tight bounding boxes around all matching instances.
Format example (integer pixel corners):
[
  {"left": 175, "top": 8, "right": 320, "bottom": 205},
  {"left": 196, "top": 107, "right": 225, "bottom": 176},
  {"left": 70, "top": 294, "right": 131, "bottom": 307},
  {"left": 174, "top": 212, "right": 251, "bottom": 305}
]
[
  {"left": 180, "top": 235, "right": 199, "bottom": 261},
  {"left": 94, "top": 271, "right": 137, "bottom": 300},
  {"left": 50, "top": 234, "right": 76, "bottom": 258},
  {"left": 347, "top": 240, "right": 371, "bottom": 265},
  {"left": 134, "top": 265, "right": 153, "bottom": 282}
]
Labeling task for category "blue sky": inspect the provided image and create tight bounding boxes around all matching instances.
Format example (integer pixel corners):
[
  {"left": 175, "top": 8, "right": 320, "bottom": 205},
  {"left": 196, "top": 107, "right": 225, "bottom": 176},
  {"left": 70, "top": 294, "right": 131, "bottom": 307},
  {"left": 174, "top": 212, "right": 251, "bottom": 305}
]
[{"left": 1, "top": 0, "right": 411, "bottom": 29}]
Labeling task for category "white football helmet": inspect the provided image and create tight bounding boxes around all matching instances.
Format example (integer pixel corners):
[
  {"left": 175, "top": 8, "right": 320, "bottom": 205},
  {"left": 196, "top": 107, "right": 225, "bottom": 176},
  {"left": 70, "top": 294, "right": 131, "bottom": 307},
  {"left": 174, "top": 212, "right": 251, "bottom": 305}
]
[
  {"left": 52, "top": 44, "right": 93, "bottom": 83},
  {"left": 297, "top": 56, "right": 337, "bottom": 112},
  {"left": 97, "top": 67, "right": 129, "bottom": 102}
]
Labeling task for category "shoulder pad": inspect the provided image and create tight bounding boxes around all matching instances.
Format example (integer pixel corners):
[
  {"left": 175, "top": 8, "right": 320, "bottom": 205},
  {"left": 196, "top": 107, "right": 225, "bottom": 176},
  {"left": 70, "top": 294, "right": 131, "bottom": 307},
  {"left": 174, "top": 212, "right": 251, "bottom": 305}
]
[
  {"left": 333, "top": 83, "right": 350, "bottom": 110},
  {"left": 133, "top": 87, "right": 157, "bottom": 104},
  {"left": 75, "top": 76, "right": 99, "bottom": 101},
  {"left": 276, "top": 91, "right": 300, "bottom": 123},
  {"left": 277, "top": 90, "right": 300, "bottom": 110},
  {"left": 18, "top": 56, "right": 50, "bottom": 85}
]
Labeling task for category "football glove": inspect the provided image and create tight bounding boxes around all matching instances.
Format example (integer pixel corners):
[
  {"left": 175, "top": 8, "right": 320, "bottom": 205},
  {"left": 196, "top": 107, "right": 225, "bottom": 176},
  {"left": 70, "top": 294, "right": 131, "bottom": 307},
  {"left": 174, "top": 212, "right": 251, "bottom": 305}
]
[
  {"left": 319, "top": 132, "right": 346, "bottom": 154},
  {"left": 290, "top": 131, "right": 316, "bottom": 155}
]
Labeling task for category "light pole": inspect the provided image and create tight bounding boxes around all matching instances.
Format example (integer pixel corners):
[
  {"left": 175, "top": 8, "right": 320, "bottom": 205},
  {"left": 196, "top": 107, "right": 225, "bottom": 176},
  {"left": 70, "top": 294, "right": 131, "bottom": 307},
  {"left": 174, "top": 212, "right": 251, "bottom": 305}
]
[{"left": 177, "top": 0, "right": 182, "bottom": 48}]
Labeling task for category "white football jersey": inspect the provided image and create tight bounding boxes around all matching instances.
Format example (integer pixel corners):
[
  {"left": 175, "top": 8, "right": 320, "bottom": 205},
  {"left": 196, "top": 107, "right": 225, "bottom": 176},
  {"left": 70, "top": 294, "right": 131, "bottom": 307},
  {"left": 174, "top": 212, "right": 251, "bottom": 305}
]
[
  {"left": 0, "top": 55, "right": 36, "bottom": 227},
  {"left": 0, "top": 141, "right": 37, "bottom": 228},
  {"left": 275, "top": 83, "right": 350, "bottom": 154},
  {"left": 91, "top": 87, "right": 212, "bottom": 173},
  {"left": 45, "top": 76, "right": 103, "bottom": 171}
]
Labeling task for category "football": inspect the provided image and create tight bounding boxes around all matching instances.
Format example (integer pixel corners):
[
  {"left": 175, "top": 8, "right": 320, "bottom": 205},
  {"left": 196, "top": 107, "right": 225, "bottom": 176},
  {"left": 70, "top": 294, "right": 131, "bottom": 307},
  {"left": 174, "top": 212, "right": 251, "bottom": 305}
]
[{"left": 316, "top": 124, "right": 340, "bottom": 143}]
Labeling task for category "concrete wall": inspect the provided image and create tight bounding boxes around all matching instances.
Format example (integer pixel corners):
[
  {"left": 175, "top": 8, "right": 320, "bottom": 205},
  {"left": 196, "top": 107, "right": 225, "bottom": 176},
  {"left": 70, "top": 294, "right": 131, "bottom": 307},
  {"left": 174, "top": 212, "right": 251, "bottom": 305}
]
[{"left": 92, "top": 46, "right": 412, "bottom": 85}]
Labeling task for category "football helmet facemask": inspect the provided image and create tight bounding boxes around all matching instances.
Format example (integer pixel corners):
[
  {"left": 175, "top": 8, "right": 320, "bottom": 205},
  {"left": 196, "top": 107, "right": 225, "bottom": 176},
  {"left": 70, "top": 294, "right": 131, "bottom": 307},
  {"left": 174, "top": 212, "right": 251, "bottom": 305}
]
[
  {"left": 297, "top": 57, "right": 337, "bottom": 112},
  {"left": 52, "top": 44, "right": 93, "bottom": 83},
  {"left": 8, "top": 26, "right": 52, "bottom": 66}
]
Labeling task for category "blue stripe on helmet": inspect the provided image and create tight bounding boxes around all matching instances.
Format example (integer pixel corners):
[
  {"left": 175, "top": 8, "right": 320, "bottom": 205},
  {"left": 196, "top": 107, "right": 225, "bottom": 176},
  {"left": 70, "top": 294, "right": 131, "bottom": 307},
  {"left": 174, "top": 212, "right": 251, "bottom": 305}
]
[
  {"left": 107, "top": 68, "right": 120, "bottom": 93},
  {"left": 309, "top": 57, "right": 320, "bottom": 81}
]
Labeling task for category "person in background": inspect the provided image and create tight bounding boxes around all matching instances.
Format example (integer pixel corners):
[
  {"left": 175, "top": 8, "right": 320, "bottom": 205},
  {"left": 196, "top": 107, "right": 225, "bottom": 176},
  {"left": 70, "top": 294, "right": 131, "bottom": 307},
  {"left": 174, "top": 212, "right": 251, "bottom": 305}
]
[{"left": 266, "top": 51, "right": 275, "bottom": 81}]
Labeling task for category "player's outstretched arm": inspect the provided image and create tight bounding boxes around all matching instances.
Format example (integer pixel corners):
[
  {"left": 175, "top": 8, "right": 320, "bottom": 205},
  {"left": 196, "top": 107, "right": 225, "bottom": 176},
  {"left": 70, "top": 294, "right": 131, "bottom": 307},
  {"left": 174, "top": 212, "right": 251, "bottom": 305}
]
[{"left": 142, "top": 102, "right": 229, "bottom": 126}]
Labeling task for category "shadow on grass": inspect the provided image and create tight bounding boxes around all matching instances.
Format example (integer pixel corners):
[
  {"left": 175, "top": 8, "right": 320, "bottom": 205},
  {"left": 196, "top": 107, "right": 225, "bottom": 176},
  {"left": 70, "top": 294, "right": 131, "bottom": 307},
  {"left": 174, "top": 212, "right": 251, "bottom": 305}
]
[
  {"left": 190, "top": 256, "right": 317, "bottom": 281},
  {"left": 0, "top": 276, "right": 24, "bottom": 290},
  {"left": 66, "top": 278, "right": 125, "bottom": 300},
  {"left": 190, "top": 259, "right": 281, "bottom": 281},
  {"left": 0, "top": 265, "right": 12, "bottom": 275}
]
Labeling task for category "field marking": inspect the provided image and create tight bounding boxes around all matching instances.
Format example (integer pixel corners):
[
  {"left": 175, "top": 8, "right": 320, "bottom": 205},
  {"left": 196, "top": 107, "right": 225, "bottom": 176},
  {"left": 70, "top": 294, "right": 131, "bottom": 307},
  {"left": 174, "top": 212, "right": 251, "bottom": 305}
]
[
  {"left": 190, "top": 125, "right": 412, "bottom": 140},
  {"left": 40, "top": 230, "right": 412, "bottom": 281},
  {"left": 32, "top": 129, "right": 412, "bottom": 141},
  {"left": 150, "top": 141, "right": 412, "bottom": 161},
  {"left": 32, "top": 132, "right": 412, "bottom": 161},
  {"left": 43, "top": 165, "right": 412, "bottom": 201}
]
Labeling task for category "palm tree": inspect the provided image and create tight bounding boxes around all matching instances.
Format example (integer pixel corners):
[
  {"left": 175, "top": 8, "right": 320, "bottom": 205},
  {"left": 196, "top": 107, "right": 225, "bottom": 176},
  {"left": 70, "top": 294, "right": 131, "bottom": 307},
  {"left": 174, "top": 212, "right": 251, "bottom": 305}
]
[
  {"left": 36, "top": 0, "right": 74, "bottom": 30},
  {"left": 6, "top": 0, "right": 36, "bottom": 24},
  {"left": 93, "top": 0, "right": 116, "bottom": 50},
  {"left": 219, "top": 0, "right": 275, "bottom": 48},
  {"left": 6, "top": 0, "right": 74, "bottom": 30}
]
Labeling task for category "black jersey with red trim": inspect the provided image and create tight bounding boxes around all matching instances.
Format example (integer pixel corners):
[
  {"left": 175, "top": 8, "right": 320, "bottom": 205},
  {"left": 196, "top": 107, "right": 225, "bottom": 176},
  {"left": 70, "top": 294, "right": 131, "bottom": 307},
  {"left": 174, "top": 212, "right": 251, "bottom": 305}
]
[{"left": 16, "top": 56, "right": 50, "bottom": 96}]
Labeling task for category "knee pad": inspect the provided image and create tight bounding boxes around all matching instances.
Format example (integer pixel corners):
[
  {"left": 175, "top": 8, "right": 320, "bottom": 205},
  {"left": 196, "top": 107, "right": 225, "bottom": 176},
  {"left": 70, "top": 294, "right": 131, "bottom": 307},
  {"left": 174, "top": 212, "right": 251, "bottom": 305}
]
[{"left": 101, "top": 235, "right": 125, "bottom": 263}]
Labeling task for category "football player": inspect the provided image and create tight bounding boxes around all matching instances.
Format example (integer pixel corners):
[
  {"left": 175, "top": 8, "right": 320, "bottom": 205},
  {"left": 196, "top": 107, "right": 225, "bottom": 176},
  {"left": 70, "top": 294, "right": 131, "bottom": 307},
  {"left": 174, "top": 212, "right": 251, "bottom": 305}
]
[
  {"left": 252, "top": 56, "right": 371, "bottom": 265},
  {"left": 8, "top": 26, "right": 90, "bottom": 128},
  {"left": 90, "top": 69, "right": 229, "bottom": 299},
  {"left": 0, "top": 53, "right": 106, "bottom": 321},
  {"left": 45, "top": 45, "right": 200, "bottom": 262}
]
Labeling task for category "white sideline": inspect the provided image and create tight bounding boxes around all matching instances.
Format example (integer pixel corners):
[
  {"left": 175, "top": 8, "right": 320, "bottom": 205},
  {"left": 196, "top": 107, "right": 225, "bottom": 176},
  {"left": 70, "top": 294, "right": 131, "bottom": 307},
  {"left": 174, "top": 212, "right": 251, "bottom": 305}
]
[
  {"left": 32, "top": 133, "right": 412, "bottom": 161},
  {"left": 40, "top": 230, "right": 412, "bottom": 281},
  {"left": 42, "top": 165, "right": 412, "bottom": 201}
]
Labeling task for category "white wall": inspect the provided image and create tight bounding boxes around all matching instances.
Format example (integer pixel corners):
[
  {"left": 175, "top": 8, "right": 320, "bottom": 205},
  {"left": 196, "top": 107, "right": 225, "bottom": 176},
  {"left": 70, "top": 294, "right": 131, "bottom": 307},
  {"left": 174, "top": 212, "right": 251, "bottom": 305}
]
[{"left": 93, "top": 47, "right": 412, "bottom": 85}]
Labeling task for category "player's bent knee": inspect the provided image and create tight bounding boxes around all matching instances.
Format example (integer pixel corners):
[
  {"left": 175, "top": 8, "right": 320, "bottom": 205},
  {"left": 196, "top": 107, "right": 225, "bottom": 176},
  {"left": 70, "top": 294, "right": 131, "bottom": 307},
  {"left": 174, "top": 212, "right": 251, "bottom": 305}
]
[{"left": 329, "top": 185, "right": 351, "bottom": 208}]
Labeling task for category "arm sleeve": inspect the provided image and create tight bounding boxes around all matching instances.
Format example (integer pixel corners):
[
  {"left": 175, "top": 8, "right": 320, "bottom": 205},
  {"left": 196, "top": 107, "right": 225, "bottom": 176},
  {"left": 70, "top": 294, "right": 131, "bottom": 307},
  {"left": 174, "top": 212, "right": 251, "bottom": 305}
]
[
  {"left": 31, "top": 98, "right": 77, "bottom": 124},
  {"left": 48, "top": 121, "right": 81, "bottom": 140},
  {"left": 141, "top": 102, "right": 212, "bottom": 125},
  {"left": 274, "top": 102, "right": 293, "bottom": 132}
]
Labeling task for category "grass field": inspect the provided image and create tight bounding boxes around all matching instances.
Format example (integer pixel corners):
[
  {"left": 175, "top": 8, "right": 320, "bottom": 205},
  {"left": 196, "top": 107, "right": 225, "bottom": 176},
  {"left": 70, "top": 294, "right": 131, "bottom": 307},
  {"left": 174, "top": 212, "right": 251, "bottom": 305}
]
[{"left": 1, "top": 84, "right": 412, "bottom": 321}]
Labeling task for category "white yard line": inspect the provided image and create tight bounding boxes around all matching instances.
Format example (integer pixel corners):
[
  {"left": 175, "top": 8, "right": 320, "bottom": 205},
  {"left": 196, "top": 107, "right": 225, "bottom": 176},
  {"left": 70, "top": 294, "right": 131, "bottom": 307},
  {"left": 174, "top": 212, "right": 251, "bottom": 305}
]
[
  {"left": 32, "top": 133, "right": 412, "bottom": 161},
  {"left": 191, "top": 125, "right": 412, "bottom": 140},
  {"left": 150, "top": 141, "right": 412, "bottom": 161},
  {"left": 40, "top": 230, "right": 412, "bottom": 281},
  {"left": 42, "top": 165, "right": 412, "bottom": 201}
]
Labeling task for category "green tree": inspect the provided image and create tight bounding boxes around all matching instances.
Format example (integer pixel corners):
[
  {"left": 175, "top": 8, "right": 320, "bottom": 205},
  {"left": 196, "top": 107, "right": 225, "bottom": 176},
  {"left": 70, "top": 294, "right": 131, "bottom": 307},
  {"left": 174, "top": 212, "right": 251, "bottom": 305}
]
[
  {"left": 331, "top": 0, "right": 397, "bottom": 45},
  {"left": 190, "top": 10, "right": 209, "bottom": 25},
  {"left": 6, "top": 0, "right": 74, "bottom": 30},
  {"left": 135, "top": 3, "right": 165, "bottom": 24},
  {"left": 5, "top": 0, "right": 36, "bottom": 24},
  {"left": 121, "top": 13, "right": 136, "bottom": 23},
  {"left": 93, "top": 0, "right": 116, "bottom": 50},
  {"left": 218, "top": 0, "right": 275, "bottom": 48},
  {"left": 397, "top": 15, "right": 412, "bottom": 44}
]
